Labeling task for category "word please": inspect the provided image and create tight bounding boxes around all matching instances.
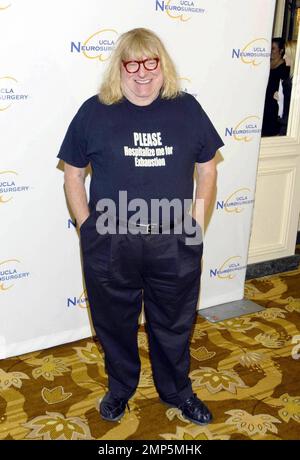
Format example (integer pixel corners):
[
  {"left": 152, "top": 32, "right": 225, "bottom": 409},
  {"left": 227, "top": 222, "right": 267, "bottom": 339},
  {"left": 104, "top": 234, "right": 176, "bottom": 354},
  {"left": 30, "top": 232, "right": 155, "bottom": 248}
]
[{"left": 133, "top": 132, "right": 162, "bottom": 147}]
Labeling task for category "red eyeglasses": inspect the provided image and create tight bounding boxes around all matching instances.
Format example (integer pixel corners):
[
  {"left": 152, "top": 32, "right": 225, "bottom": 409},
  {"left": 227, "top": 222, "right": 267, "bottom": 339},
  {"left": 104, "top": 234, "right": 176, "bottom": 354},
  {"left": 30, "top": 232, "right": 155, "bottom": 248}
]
[{"left": 122, "top": 57, "right": 160, "bottom": 73}]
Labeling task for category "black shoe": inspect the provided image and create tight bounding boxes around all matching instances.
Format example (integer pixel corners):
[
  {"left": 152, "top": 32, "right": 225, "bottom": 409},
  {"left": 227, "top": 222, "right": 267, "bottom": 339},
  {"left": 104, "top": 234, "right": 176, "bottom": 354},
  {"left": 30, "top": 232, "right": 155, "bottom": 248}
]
[
  {"left": 99, "top": 391, "right": 130, "bottom": 422},
  {"left": 160, "top": 393, "right": 213, "bottom": 426}
]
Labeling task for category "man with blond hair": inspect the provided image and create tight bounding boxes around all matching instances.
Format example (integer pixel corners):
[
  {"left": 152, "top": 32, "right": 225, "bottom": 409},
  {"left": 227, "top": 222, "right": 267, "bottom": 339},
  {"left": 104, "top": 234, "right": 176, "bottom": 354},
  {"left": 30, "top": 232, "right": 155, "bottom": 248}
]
[{"left": 57, "top": 28, "right": 224, "bottom": 426}]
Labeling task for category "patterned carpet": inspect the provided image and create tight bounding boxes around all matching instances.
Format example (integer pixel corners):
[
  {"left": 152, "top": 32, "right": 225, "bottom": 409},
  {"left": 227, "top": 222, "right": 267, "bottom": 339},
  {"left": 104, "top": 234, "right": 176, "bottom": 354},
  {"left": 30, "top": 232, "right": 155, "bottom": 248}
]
[{"left": 1, "top": 252, "right": 300, "bottom": 440}]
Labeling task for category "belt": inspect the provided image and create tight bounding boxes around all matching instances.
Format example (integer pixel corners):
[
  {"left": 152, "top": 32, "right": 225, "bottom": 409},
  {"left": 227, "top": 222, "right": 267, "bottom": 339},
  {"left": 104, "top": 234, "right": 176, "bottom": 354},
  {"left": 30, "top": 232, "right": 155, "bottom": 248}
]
[
  {"left": 131, "top": 222, "right": 174, "bottom": 234},
  {"left": 114, "top": 217, "right": 183, "bottom": 234}
]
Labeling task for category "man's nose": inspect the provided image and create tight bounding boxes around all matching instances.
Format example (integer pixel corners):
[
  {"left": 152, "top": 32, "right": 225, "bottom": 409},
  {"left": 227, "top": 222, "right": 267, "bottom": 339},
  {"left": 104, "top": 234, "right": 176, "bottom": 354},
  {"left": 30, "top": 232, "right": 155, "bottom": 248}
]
[{"left": 137, "top": 64, "right": 146, "bottom": 77}]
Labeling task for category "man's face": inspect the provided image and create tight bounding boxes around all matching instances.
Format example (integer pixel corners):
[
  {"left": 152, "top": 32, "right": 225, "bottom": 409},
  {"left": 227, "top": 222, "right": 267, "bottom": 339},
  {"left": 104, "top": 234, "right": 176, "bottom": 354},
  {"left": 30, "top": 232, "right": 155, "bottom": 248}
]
[{"left": 120, "top": 55, "right": 164, "bottom": 106}]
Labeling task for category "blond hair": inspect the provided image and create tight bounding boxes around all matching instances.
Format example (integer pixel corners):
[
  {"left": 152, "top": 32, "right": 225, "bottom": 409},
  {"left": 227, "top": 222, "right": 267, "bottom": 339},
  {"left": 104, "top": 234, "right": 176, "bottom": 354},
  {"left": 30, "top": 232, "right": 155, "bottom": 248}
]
[
  {"left": 285, "top": 40, "right": 297, "bottom": 78},
  {"left": 99, "top": 28, "right": 180, "bottom": 105}
]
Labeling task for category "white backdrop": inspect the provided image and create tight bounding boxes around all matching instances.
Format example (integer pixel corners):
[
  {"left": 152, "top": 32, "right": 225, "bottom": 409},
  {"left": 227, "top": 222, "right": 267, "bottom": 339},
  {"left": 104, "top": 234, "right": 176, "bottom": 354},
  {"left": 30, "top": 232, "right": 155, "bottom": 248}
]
[{"left": 0, "top": 0, "right": 275, "bottom": 359}]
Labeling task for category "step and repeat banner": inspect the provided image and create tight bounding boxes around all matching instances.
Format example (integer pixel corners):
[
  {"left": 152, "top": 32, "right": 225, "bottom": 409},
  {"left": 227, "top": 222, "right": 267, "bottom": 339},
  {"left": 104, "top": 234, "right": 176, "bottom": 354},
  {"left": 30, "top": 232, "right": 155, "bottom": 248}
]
[{"left": 0, "top": 0, "right": 275, "bottom": 358}]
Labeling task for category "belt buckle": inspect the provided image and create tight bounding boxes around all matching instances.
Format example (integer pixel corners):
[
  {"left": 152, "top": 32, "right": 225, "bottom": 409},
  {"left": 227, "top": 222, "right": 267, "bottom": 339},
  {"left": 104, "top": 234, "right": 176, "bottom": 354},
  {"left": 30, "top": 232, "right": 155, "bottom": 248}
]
[
  {"left": 147, "top": 223, "right": 157, "bottom": 234},
  {"left": 139, "top": 223, "right": 158, "bottom": 234}
]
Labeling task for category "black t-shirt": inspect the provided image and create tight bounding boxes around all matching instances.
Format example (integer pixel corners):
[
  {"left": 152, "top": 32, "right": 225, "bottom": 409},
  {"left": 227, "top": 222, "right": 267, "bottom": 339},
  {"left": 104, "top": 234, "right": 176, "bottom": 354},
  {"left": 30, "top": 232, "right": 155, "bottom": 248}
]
[
  {"left": 57, "top": 92, "right": 224, "bottom": 220},
  {"left": 265, "top": 62, "right": 290, "bottom": 102}
]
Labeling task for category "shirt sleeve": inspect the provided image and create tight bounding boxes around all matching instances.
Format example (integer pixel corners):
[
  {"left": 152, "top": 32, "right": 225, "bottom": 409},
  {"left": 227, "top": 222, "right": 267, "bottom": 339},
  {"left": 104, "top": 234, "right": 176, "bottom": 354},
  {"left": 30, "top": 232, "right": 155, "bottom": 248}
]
[
  {"left": 194, "top": 100, "right": 224, "bottom": 163},
  {"left": 57, "top": 102, "right": 90, "bottom": 168}
]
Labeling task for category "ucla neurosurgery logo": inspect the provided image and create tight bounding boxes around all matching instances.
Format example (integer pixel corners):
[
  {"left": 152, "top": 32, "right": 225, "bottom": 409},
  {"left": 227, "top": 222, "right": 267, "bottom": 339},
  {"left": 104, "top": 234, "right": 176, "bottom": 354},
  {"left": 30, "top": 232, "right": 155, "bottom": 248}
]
[
  {"left": 71, "top": 29, "right": 118, "bottom": 61},
  {"left": 217, "top": 188, "right": 254, "bottom": 214},
  {"left": 232, "top": 38, "right": 270, "bottom": 66},
  {"left": 0, "top": 76, "right": 29, "bottom": 111},
  {"left": 68, "top": 216, "right": 77, "bottom": 230},
  {"left": 67, "top": 290, "right": 89, "bottom": 309},
  {"left": 225, "top": 116, "right": 261, "bottom": 142},
  {"left": 155, "top": 0, "right": 205, "bottom": 21},
  {"left": 0, "top": 259, "right": 30, "bottom": 292},
  {"left": 210, "top": 256, "right": 246, "bottom": 280},
  {"left": 179, "top": 77, "right": 198, "bottom": 99},
  {"left": 0, "top": 170, "right": 30, "bottom": 203}
]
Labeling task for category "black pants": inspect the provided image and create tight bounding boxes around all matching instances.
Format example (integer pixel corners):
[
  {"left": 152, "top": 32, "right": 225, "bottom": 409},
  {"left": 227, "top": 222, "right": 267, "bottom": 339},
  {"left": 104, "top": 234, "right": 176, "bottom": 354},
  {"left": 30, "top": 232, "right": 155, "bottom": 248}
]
[{"left": 80, "top": 212, "right": 203, "bottom": 405}]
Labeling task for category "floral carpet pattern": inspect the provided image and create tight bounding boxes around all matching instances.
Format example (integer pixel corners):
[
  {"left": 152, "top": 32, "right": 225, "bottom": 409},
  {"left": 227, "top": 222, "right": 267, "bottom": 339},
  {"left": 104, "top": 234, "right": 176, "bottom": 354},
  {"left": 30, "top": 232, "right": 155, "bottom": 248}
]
[{"left": 1, "top": 260, "right": 300, "bottom": 440}]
